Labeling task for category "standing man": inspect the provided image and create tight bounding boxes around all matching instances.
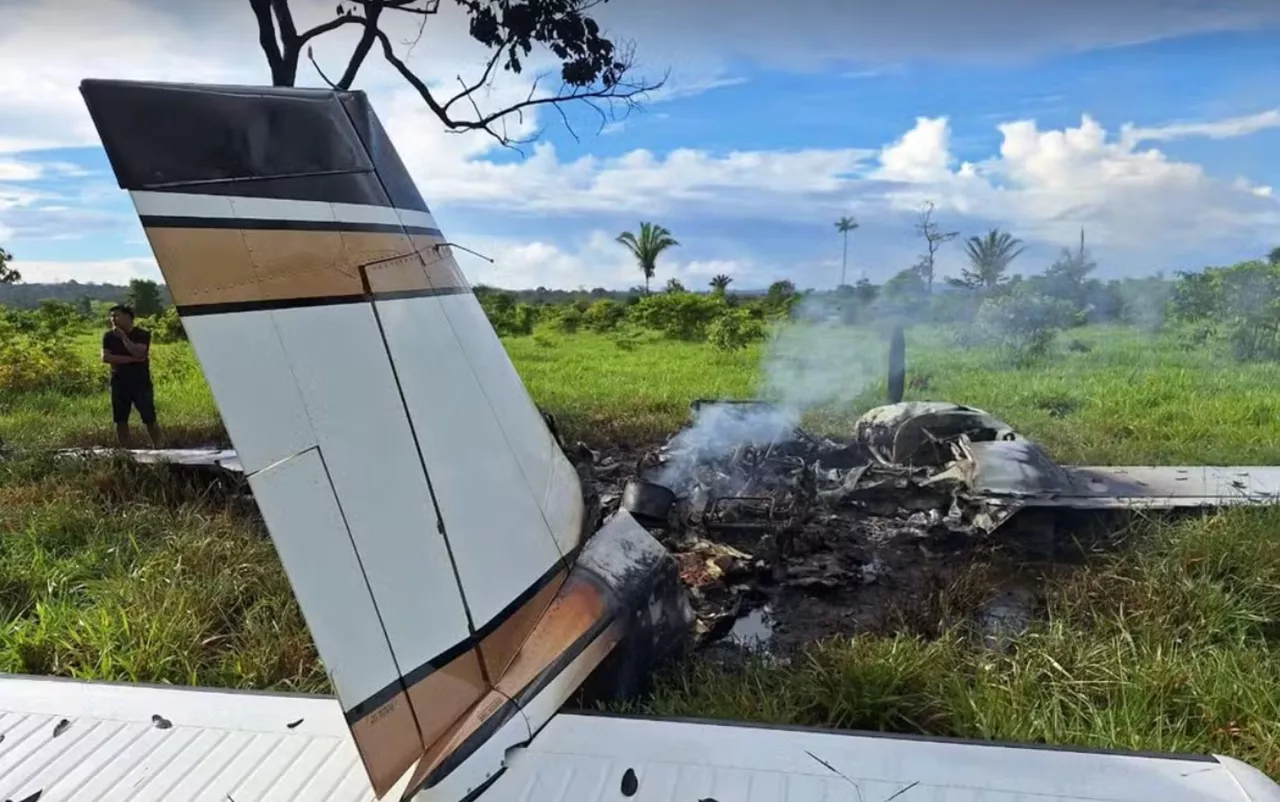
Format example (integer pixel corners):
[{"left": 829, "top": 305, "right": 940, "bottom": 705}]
[{"left": 102, "top": 304, "right": 161, "bottom": 448}]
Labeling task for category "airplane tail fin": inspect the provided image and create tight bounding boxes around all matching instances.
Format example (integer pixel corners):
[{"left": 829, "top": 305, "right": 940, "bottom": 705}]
[{"left": 79, "top": 79, "right": 608, "bottom": 798}]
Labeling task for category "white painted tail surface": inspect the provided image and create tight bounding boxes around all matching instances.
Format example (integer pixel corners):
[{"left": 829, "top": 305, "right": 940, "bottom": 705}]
[{"left": 80, "top": 78, "right": 589, "bottom": 798}]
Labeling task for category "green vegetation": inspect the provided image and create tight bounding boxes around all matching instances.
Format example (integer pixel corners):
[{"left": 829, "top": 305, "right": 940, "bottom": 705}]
[
  {"left": 616, "top": 221, "right": 681, "bottom": 295},
  {"left": 4, "top": 255, "right": 1280, "bottom": 779}
]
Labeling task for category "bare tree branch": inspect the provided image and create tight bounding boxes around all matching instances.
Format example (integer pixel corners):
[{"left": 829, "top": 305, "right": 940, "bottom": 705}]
[
  {"left": 323, "top": 0, "right": 384, "bottom": 89},
  {"left": 373, "top": 25, "right": 661, "bottom": 145},
  {"left": 250, "top": 0, "right": 667, "bottom": 147},
  {"left": 248, "top": 0, "right": 286, "bottom": 84},
  {"left": 307, "top": 46, "right": 340, "bottom": 89}
]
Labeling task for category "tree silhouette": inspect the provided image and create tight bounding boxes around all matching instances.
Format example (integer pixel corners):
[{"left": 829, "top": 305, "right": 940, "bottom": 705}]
[
  {"left": 126, "top": 279, "right": 165, "bottom": 318},
  {"left": 616, "top": 222, "right": 679, "bottom": 295},
  {"left": 248, "top": 0, "right": 666, "bottom": 148},
  {"left": 834, "top": 216, "right": 859, "bottom": 287},
  {"left": 950, "top": 228, "right": 1024, "bottom": 289},
  {"left": 709, "top": 274, "right": 733, "bottom": 295},
  {"left": 0, "top": 247, "right": 18, "bottom": 284},
  {"left": 912, "top": 201, "right": 957, "bottom": 294}
]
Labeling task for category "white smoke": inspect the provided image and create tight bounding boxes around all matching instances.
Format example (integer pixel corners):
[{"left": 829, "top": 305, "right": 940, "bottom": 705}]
[{"left": 652, "top": 293, "right": 890, "bottom": 492}]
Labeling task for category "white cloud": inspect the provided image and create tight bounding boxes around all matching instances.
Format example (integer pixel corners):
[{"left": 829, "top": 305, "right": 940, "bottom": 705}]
[
  {"left": 875, "top": 117, "right": 955, "bottom": 183},
  {"left": 451, "top": 230, "right": 757, "bottom": 290},
  {"left": 384, "top": 81, "right": 875, "bottom": 217},
  {"left": 408, "top": 106, "right": 1280, "bottom": 259},
  {"left": 13, "top": 257, "right": 161, "bottom": 285},
  {"left": 0, "top": 161, "right": 43, "bottom": 181},
  {"left": 1121, "top": 109, "right": 1280, "bottom": 146}
]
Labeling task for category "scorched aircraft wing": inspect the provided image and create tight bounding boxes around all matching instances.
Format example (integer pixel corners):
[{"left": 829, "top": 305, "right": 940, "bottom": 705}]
[{"left": 0, "top": 78, "right": 1275, "bottom": 802}]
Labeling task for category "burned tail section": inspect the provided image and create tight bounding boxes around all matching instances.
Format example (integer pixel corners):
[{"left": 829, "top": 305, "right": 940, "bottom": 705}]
[{"left": 75, "top": 79, "right": 688, "bottom": 800}]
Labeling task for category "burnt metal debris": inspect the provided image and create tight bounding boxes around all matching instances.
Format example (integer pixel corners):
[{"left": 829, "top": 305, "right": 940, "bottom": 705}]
[{"left": 595, "top": 398, "right": 1280, "bottom": 653}]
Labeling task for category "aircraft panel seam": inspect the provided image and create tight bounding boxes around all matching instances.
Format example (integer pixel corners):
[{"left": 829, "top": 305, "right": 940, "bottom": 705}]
[
  {"left": 335, "top": 86, "right": 490, "bottom": 651},
  {"left": 431, "top": 295, "right": 567, "bottom": 570},
  {"left": 312, "top": 444, "right": 416, "bottom": 723},
  {"left": 355, "top": 263, "right": 481, "bottom": 652}
]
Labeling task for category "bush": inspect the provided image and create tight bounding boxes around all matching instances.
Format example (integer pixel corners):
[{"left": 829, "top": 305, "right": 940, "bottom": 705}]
[
  {"left": 152, "top": 307, "right": 187, "bottom": 342},
  {"left": 0, "top": 319, "right": 100, "bottom": 395},
  {"left": 555, "top": 305, "right": 586, "bottom": 335},
  {"left": 707, "top": 308, "right": 768, "bottom": 352},
  {"left": 970, "top": 286, "right": 1074, "bottom": 366},
  {"left": 582, "top": 299, "right": 628, "bottom": 332},
  {"left": 1168, "top": 260, "right": 1280, "bottom": 362},
  {"left": 630, "top": 293, "right": 728, "bottom": 341},
  {"left": 34, "top": 300, "right": 84, "bottom": 335},
  {"left": 476, "top": 290, "right": 542, "bottom": 337}
]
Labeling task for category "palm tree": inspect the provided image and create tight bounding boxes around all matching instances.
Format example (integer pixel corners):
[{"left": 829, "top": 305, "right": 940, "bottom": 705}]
[
  {"left": 960, "top": 228, "right": 1024, "bottom": 289},
  {"left": 709, "top": 274, "right": 733, "bottom": 295},
  {"left": 616, "top": 222, "right": 680, "bottom": 295},
  {"left": 834, "top": 216, "right": 859, "bottom": 287}
]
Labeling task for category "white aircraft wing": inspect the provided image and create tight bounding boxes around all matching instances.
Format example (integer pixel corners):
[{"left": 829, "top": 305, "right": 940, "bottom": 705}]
[{"left": 1, "top": 675, "right": 1277, "bottom": 802}]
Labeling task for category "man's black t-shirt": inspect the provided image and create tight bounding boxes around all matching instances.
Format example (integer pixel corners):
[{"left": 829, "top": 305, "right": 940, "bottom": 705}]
[{"left": 103, "top": 327, "right": 152, "bottom": 387}]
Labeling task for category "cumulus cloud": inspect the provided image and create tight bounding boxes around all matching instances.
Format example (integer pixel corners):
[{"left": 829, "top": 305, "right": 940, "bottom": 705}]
[{"left": 396, "top": 105, "right": 1280, "bottom": 261}]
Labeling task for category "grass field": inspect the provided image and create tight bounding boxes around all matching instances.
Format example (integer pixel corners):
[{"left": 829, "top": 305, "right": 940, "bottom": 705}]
[{"left": 2, "top": 323, "right": 1279, "bottom": 777}]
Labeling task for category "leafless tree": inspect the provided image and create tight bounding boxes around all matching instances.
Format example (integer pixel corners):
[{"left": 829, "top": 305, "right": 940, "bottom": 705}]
[
  {"left": 913, "top": 200, "right": 957, "bottom": 294},
  {"left": 248, "top": 0, "right": 667, "bottom": 148}
]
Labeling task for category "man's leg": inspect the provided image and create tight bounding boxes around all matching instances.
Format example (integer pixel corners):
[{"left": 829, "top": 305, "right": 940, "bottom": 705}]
[
  {"left": 136, "top": 384, "right": 161, "bottom": 448},
  {"left": 111, "top": 381, "right": 132, "bottom": 447}
]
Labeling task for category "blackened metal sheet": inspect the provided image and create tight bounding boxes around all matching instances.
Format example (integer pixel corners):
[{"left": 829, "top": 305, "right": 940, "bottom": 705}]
[
  {"left": 78, "top": 79, "right": 429, "bottom": 211},
  {"left": 339, "top": 92, "right": 431, "bottom": 213},
  {"left": 962, "top": 439, "right": 1080, "bottom": 498},
  {"left": 962, "top": 440, "right": 1280, "bottom": 509},
  {"left": 1043, "top": 466, "right": 1280, "bottom": 509}
]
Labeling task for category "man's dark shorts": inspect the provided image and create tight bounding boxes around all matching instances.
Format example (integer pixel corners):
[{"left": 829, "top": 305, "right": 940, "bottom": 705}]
[{"left": 111, "top": 379, "right": 156, "bottom": 425}]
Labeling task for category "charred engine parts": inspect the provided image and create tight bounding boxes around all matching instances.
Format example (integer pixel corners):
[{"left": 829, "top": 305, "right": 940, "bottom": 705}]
[{"left": 620, "top": 479, "right": 677, "bottom": 527}]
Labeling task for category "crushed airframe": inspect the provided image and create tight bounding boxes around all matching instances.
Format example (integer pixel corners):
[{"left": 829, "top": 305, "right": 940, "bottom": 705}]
[{"left": 592, "top": 398, "right": 1280, "bottom": 652}]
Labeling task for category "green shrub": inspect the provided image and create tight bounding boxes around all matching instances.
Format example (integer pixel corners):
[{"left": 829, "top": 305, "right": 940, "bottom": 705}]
[
  {"left": 582, "top": 299, "right": 628, "bottom": 332},
  {"left": 630, "top": 293, "right": 728, "bottom": 341},
  {"left": 707, "top": 308, "right": 768, "bottom": 352},
  {"left": 1168, "top": 260, "right": 1280, "bottom": 362},
  {"left": 152, "top": 307, "right": 187, "bottom": 343},
  {"left": 0, "top": 319, "right": 100, "bottom": 395},
  {"left": 34, "top": 300, "right": 84, "bottom": 336},
  {"left": 970, "top": 286, "right": 1075, "bottom": 366}
]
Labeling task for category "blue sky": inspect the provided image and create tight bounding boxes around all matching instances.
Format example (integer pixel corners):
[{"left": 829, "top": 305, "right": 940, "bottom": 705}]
[{"left": 2, "top": 0, "right": 1279, "bottom": 290}]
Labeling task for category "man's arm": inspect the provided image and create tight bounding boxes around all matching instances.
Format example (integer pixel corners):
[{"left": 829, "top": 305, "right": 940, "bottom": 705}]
[
  {"left": 102, "top": 332, "right": 141, "bottom": 365},
  {"left": 102, "top": 351, "right": 139, "bottom": 364},
  {"left": 115, "top": 329, "right": 149, "bottom": 360}
]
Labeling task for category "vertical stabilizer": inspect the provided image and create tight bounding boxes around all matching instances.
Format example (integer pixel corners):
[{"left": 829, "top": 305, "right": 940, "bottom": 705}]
[{"left": 80, "top": 79, "right": 590, "bottom": 798}]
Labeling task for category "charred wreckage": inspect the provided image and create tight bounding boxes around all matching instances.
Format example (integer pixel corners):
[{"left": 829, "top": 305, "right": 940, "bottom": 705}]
[
  {"left": 578, "top": 397, "right": 1280, "bottom": 655},
  {"left": 46, "top": 390, "right": 1280, "bottom": 659}
]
